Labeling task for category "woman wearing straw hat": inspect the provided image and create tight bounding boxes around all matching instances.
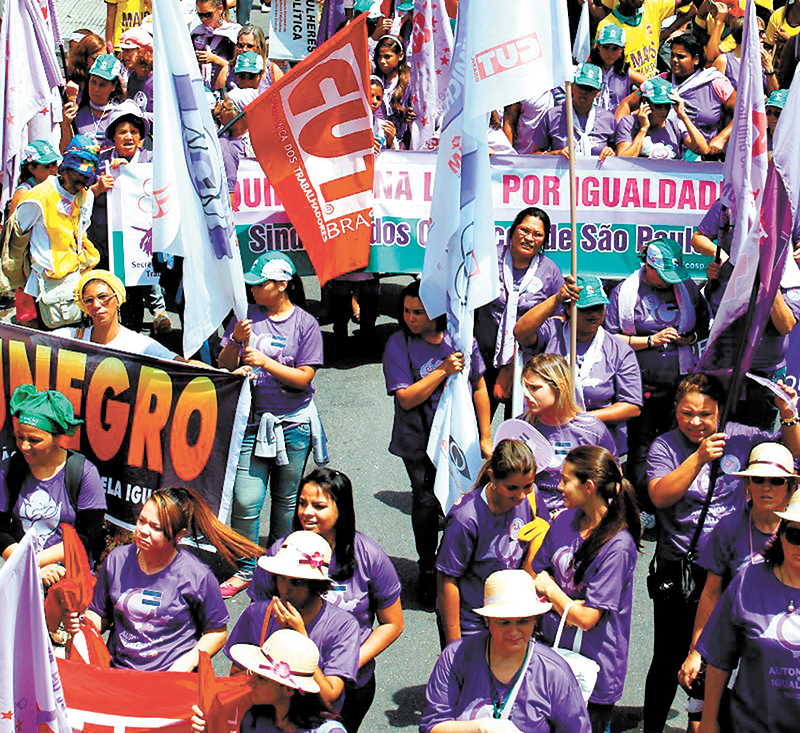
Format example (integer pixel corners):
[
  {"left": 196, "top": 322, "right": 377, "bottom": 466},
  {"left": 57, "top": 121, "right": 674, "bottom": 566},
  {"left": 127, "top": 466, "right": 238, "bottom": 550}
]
[
  {"left": 226, "top": 531, "right": 360, "bottom": 715},
  {"left": 0, "top": 384, "right": 106, "bottom": 584},
  {"left": 696, "top": 489, "right": 800, "bottom": 732},
  {"left": 192, "top": 630, "right": 345, "bottom": 733},
  {"left": 679, "top": 442, "right": 796, "bottom": 707},
  {"left": 531, "top": 446, "right": 641, "bottom": 733},
  {"left": 420, "top": 569, "right": 591, "bottom": 732}
]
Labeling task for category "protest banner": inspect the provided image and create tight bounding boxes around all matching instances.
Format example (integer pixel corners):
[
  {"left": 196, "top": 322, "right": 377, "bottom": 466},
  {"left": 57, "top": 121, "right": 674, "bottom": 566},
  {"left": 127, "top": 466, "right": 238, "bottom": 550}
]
[
  {"left": 0, "top": 324, "right": 248, "bottom": 528},
  {"left": 268, "top": 0, "right": 318, "bottom": 61}
]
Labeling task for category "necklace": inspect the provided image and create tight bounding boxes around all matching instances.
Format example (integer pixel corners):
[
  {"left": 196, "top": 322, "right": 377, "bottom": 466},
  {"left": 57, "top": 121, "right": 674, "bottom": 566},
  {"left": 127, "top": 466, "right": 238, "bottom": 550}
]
[{"left": 777, "top": 565, "right": 796, "bottom": 613}]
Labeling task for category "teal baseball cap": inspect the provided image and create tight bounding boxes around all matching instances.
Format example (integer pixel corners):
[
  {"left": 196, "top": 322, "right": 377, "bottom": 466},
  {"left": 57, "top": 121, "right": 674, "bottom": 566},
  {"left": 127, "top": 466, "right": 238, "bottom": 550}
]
[
  {"left": 22, "top": 139, "right": 61, "bottom": 165},
  {"left": 576, "top": 276, "right": 609, "bottom": 309},
  {"left": 596, "top": 25, "right": 626, "bottom": 47},
  {"left": 397, "top": 0, "right": 414, "bottom": 10},
  {"left": 244, "top": 252, "right": 296, "bottom": 284},
  {"left": 234, "top": 51, "right": 264, "bottom": 75},
  {"left": 640, "top": 237, "right": 690, "bottom": 284},
  {"left": 767, "top": 89, "right": 788, "bottom": 110},
  {"left": 574, "top": 63, "right": 603, "bottom": 91},
  {"left": 640, "top": 76, "right": 673, "bottom": 105},
  {"left": 90, "top": 53, "right": 123, "bottom": 81}
]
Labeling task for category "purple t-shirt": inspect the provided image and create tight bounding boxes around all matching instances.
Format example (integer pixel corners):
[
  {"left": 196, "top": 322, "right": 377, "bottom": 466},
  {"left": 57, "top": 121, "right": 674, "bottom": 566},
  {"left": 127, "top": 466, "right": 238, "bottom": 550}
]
[
  {"left": 74, "top": 105, "right": 117, "bottom": 154},
  {"left": 663, "top": 72, "right": 733, "bottom": 141},
  {"left": 615, "top": 114, "right": 686, "bottom": 159},
  {"left": 531, "top": 100, "right": 617, "bottom": 155},
  {"left": 383, "top": 329, "right": 485, "bottom": 457},
  {"left": 598, "top": 68, "right": 631, "bottom": 114},
  {"left": 436, "top": 486, "right": 536, "bottom": 635},
  {"left": 221, "top": 304, "right": 323, "bottom": 418},
  {"left": 89, "top": 544, "right": 230, "bottom": 671},
  {"left": 531, "top": 509, "right": 638, "bottom": 704},
  {"left": 474, "top": 249, "right": 564, "bottom": 358},
  {"left": 605, "top": 274, "right": 707, "bottom": 389},
  {"left": 225, "top": 599, "right": 360, "bottom": 712},
  {"left": 241, "top": 711, "right": 345, "bottom": 733},
  {"left": 696, "top": 561, "right": 800, "bottom": 732},
  {"left": 220, "top": 135, "right": 248, "bottom": 194},
  {"left": 533, "top": 320, "right": 643, "bottom": 454},
  {"left": 517, "top": 414, "right": 618, "bottom": 515},
  {"left": 647, "top": 423, "right": 774, "bottom": 562},
  {"left": 126, "top": 72, "right": 154, "bottom": 115},
  {"left": 248, "top": 532, "right": 401, "bottom": 687},
  {"left": 0, "top": 456, "right": 106, "bottom": 550},
  {"left": 420, "top": 634, "right": 591, "bottom": 733},
  {"left": 698, "top": 508, "right": 772, "bottom": 588}
]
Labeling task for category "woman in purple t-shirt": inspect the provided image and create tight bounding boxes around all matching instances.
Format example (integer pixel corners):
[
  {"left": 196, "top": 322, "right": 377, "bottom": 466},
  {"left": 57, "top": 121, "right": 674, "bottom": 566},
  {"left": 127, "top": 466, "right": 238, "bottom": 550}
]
[
  {"left": 218, "top": 252, "right": 326, "bottom": 596},
  {"left": 531, "top": 446, "right": 641, "bottom": 733}
]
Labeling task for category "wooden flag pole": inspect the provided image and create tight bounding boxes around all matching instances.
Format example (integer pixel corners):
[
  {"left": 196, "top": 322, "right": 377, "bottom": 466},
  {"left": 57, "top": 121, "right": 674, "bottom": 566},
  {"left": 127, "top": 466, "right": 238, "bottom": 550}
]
[{"left": 565, "top": 80, "right": 579, "bottom": 383}]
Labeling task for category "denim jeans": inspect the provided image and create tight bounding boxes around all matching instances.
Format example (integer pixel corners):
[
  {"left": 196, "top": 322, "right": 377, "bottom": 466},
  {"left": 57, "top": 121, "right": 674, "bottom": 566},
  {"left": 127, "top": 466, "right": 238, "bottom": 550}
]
[
  {"left": 231, "top": 422, "right": 311, "bottom": 580},
  {"left": 402, "top": 454, "right": 442, "bottom": 572}
]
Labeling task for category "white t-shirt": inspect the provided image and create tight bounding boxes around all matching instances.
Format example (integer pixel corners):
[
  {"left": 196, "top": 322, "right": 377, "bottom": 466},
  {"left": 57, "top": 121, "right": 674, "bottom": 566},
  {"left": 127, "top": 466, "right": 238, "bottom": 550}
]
[{"left": 53, "top": 324, "right": 178, "bottom": 361}]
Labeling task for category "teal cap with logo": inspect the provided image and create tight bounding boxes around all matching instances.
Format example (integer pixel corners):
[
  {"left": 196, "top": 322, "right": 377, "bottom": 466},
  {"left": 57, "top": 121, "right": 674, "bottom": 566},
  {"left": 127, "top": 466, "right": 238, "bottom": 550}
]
[
  {"left": 576, "top": 276, "right": 610, "bottom": 308},
  {"left": 574, "top": 63, "right": 603, "bottom": 91},
  {"left": 90, "top": 53, "right": 123, "bottom": 81},
  {"left": 640, "top": 237, "right": 690, "bottom": 284},
  {"left": 596, "top": 25, "right": 626, "bottom": 47},
  {"left": 244, "top": 251, "right": 296, "bottom": 284}
]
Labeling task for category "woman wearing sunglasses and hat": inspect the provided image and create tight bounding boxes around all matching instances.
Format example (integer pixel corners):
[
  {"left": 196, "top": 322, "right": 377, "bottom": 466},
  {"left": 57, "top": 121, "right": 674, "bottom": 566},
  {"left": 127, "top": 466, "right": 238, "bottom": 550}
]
[
  {"left": 696, "top": 489, "right": 800, "bottom": 732},
  {"left": 420, "top": 569, "right": 591, "bottom": 732},
  {"left": 679, "top": 442, "right": 796, "bottom": 708},
  {"left": 0, "top": 385, "right": 106, "bottom": 584},
  {"left": 192, "top": 630, "right": 345, "bottom": 733},
  {"left": 226, "top": 531, "right": 360, "bottom": 715}
]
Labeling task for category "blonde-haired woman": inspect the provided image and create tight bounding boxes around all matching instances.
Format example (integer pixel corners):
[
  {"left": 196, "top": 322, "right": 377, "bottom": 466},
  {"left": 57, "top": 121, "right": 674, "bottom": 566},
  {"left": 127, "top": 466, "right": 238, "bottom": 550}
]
[{"left": 514, "top": 354, "right": 617, "bottom": 516}]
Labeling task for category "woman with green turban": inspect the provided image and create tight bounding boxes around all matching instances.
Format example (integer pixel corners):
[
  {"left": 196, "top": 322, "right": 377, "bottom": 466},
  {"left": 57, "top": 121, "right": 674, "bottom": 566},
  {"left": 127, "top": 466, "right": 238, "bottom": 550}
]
[{"left": 0, "top": 384, "right": 106, "bottom": 585}]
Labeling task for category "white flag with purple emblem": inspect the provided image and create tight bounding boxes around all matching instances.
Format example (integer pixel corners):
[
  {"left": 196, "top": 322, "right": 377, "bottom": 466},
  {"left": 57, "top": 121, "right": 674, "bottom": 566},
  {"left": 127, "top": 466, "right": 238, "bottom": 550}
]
[
  {"left": 153, "top": 0, "right": 248, "bottom": 357},
  {"left": 421, "top": 0, "right": 572, "bottom": 513},
  {"left": 720, "top": 0, "right": 767, "bottom": 265},
  {"left": 0, "top": 532, "right": 70, "bottom": 733},
  {"left": 409, "top": 0, "right": 454, "bottom": 151}
]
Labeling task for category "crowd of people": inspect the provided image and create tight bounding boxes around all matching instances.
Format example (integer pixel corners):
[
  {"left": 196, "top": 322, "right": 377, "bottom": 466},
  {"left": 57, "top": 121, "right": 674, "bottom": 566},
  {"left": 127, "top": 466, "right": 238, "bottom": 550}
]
[{"left": 2, "top": 0, "right": 800, "bottom": 732}]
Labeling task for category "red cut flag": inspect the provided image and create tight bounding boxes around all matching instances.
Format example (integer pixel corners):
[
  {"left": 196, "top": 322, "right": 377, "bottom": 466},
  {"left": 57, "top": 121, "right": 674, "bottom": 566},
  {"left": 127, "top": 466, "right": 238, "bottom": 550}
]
[
  {"left": 44, "top": 524, "right": 95, "bottom": 633},
  {"left": 246, "top": 13, "right": 374, "bottom": 285}
]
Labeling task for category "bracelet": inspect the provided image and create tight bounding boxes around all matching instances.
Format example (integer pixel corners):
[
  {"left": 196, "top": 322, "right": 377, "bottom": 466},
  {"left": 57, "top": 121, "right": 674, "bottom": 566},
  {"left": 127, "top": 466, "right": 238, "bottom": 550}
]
[
  {"left": 647, "top": 334, "right": 654, "bottom": 348},
  {"left": 687, "top": 332, "right": 698, "bottom": 344},
  {"left": 781, "top": 416, "right": 800, "bottom": 427},
  {"left": 231, "top": 336, "right": 242, "bottom": 346},
  {"left": 767, "top": 71, "right": 776, "bottom": 76}
]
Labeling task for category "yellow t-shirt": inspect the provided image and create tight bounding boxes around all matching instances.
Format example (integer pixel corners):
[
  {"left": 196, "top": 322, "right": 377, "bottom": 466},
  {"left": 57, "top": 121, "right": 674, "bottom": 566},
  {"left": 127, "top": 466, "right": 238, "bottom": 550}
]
[
  {"left": 597, "top": 0, "right": 676, "bottom": 79},
  {"left": 765, "top": 7, "right": 800, "bottom": 46},
  {"left": 105, "top": 0, "right": 152, "bottom": 47}
]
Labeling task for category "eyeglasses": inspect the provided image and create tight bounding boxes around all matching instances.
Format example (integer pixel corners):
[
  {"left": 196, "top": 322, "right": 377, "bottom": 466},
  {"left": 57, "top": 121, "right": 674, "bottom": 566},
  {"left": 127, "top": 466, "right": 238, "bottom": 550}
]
[
  {"left": 516, "top": 226, "right": 546, "bottom": 239},
  {"left": 82, "top": 293, "right": 116, "bottom": 307},
  {"left": 237, "top": 42, "right": 256, "bottom": 49},
  {"left": 783, "top": 526, "right": 800, "bottom": 546},
  {"left": 198, "top": 11, "right": 215, "bottom": 19},
  {"left": 749, "top": 476, "right": 789, "bottom": 486}
]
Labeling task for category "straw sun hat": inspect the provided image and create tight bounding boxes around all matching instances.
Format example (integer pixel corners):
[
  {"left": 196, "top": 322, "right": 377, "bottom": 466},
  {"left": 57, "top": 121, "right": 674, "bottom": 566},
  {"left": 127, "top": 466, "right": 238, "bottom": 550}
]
[
  {"left": 229, "top": 629, "right": 320, "bottom": 693},
  {"left": 474, "top": 569, "right": 552, "bottom": 618},
  {"left": 257, "top": 531, "right": 332, "bottom": 581},
  {"left": 733, "top": 442, "right": 796, "bottom": 478}
]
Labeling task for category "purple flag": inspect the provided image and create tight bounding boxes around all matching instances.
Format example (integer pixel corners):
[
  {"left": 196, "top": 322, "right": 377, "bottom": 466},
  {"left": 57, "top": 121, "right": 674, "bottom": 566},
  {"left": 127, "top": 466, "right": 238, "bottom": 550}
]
[
  {"left": 317, "top": 0, "right": 347, "bottom": 45},
  {"left": 0, "top": 532, "right": 70, "bottom": 733},
  {"left": 409, "top": 0, "right": 454, "bottom": 150}
]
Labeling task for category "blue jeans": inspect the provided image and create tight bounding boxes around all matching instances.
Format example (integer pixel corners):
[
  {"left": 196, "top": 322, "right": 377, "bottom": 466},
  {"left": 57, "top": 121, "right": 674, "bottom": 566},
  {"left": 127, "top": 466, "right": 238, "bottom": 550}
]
[{"left": 231, "top": 422, "right": 311, "bottom": 579}]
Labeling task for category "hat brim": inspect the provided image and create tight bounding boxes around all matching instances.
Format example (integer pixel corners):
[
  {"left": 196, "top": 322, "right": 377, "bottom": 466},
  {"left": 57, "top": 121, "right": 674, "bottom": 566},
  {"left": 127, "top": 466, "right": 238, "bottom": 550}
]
[
  {"left": 257, "top": 554, "right": 330, "bottom": 581},
  {"left": 734, "top": 466, "right": 796, "bottom": 478},
  {"left": 229, "top": 644, "right": 320, "bottom": 693},
  {"left": 31, "top": 154, "right": 61, "bottom": 165},
  {"left": 775, "top": 509, "right": 800, "bottom": 523},
  {"left": 576, "top": 296, "right": 609, "bottom": 309},
  {"left": 243, "top": 272, "right": 271, "bottom": 285},
  {"left": 654, "top": 267, "right": 690, "bottom": 284},
  {"left": 474, "top": 597, "right": 552, "bottom": 618}
]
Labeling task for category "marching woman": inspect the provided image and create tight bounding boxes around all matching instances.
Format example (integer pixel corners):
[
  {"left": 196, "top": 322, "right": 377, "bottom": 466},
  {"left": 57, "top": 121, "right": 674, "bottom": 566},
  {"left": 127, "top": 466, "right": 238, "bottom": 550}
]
[
  {"left": 588, "top": 25, "right": 645, "bottom": 114},
  {"left": 247, "top": 468, "right": 404, "bottom": 732},
  {"left": 80, "top": 487, "right": 264, "bottom": 671},
  {"left": 437, "top": 439, "right": 539, "bottom": 647},
  {"left": 191, "top": 0, "right": 240, "bottom": 91},
  {"left": 0, "top": 385, "right": 106, "bottom": 583},
  {"left": 218, "top": 252, "right": 326, "bottom": 597},
  {"left": 420, "top": 569, "right": 591, "bottom": 733},
  {"left": 531, "top": 446, "right": 641, "bottom": 733},
  {"left": 514, "top": 353, "right": 617, "bottom": 516},
  {"left": 383, "top": 279, "right": 492, "bottom": 606}
]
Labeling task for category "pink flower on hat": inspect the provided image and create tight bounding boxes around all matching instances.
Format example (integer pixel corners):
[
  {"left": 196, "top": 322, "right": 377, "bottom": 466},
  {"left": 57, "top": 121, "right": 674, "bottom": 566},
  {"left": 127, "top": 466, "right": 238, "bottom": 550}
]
[{"left": 299, "top": 550, "right": 327, "bottom": 571}]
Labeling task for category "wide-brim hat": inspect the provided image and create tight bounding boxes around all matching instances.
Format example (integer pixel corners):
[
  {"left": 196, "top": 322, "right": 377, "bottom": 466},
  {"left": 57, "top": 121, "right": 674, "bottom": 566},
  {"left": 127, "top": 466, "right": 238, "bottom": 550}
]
[
  {"left": 493, "top": 418, "right": 554, "bottom": 471},
  {"left": 105, "top": 99, "right": 150, "bottom": 140},
  {"left": 641, "top": 237, "right": 690, "bottom": 284},
  {"left": 734, "top": 442, "right": 796, "bottom": 478},
  {"left": 230, "top": 630, "right": 320, "bottom": 693},
  {"left": 475, "top": 570, "right": 552, "bottom": 618},
  {"left": 257, "top": 531, "right": 331, "bottom": 581},
  {"left": 776, "top": 490, "right": 800, "bottom": 523}
]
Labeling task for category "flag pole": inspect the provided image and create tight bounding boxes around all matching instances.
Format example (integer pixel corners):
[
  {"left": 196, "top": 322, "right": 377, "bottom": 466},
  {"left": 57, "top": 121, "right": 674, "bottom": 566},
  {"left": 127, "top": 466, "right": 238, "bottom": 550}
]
[{"left": 565, "top": 80, "right": 578, "bottom": 383}]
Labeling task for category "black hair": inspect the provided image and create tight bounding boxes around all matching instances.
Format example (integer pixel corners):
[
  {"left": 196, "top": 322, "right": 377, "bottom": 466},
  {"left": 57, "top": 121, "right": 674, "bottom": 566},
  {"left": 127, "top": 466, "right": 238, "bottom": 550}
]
[
  {"left": 566, "top": 446, "right": 642, "bottom": 584},
  {"left": 397, "top": 279, "right": 447, "bottom": 334},
  {"left": 589, "top": 44, "right": 629, "bottom": 76},
  {"left": 670, "top": 34, "right": 706, "bottom": 71},
  {"left": 509, "top": 207, "right": 551, "bottom": 249},
  {"left": 475, "top": 439, "right": 537, "bottom": 489},
  {"left": 763, "top": 519, "right": 794, "bottom": 567},
  {"left": 248, "top": 692, "right": 335, "bottom": 731},
  {"left": 107, "top": 114, "right": 146, "bottom": 141},
  {"left": 731, "top": 17, "right": 744, "bottom": 45},
  {"left": 292, "top": 468, "right": 357, "bottom": 582},
  {"left": 674, "top": 373, "right": 725, "bottom": 415}
]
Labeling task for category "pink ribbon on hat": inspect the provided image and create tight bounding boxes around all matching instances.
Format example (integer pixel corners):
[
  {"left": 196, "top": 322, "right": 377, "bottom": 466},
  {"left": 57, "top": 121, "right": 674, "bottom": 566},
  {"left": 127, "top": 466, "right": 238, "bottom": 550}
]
[
  {"left": 298, "top": 550, "right": 327, "bottom": 571},
  {"left": 259, "top": 658, "right": 297, "bottom": 686}
]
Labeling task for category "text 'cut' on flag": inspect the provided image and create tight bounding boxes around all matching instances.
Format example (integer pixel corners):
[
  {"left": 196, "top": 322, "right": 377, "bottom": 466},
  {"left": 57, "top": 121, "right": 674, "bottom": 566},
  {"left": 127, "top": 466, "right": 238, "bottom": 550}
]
[
  {"left": 246, "top": 13, "right": 374, "bottom": 285},
  {"left": 152, "top": 0, "right": 248, "bottom": 358}
]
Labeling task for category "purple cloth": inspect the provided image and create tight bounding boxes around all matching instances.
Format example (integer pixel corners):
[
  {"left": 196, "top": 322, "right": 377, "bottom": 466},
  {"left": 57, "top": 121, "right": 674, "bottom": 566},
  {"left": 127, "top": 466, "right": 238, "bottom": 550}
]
[
  {"left": 615, "top": 114, "right": 686, "bottom": 159},
  {"left": 518, "top": 414, "right": 618, "bottom": 515},
  {"left": 698, "top": 507, "right": 773, "bottom": 588},
  {"left": 665, "top": 72, "right": 731, "bottom": 142},
  {"left": 605, "top": 274, "right": 708, "bottom": 389},
  {"left": 126, "top": 72, "right": 153, "bottom": 115},
  {"left": 219, "top": 135, "right": 248, "bottom": 194},
  {"left": 646, "top": 423, "right": 774, "bottom": 562},
  {"left": 722, "top": 51, "right": 741, "bottom": 90},
  {"left": 531, "top": 100, "right": 617, "bottom": 154},
  {"left": 599, "top": 68, "right": 631, "bottom": 114},
  {"left": 74, "top": 105, "right": 117, "bottom": 153},
  {"left": 383, "top": 329, "right": 485, "bottom": 458},
  {"left": 533, "top": 320, "right": 643, "bottom": 454},
  {"left": 696, "top": 561, "right": 800, "bottom": 732},
  {"left": 225, "top": 599, "right": 360, "bottom": 712},
  {"left": 436, "top": 486, "right": 536, "bottom": 635},
  {"left": 531, "top": 509, "right": 638, "bottom": 704},
  {"left": 241, "top": 711, "right": 345, "bottom": 733},
  {"left": 420, "top": 633, "right": 591, "bottom": 732},
  {"left": 751, "top": 285, "right": 800, "bottom": 372},
  {"left": 248, "top": 532, "right": 401, "bottom": 688},
  {"left": 89, "top": 544, "right": 230, "bottom": 671},
  {"left": 221, "top": 304, "right": 323, "bottom": 418},
  {"left": 0, "top": 456, "right": 105, "bottom": 550},
  {"left": 474, "top": 248, "right": 564, "bottom": 358}
]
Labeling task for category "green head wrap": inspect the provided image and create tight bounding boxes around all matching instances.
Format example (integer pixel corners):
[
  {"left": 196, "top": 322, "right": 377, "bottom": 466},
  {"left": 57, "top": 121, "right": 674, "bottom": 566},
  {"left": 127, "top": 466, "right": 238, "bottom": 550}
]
[{"left": 9, "top": 385, "right": 84, "bottom": 436}]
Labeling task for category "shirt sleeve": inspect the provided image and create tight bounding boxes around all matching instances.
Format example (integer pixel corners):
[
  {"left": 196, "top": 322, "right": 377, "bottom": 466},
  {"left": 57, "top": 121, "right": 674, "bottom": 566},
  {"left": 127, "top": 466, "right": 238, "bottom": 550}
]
[
  {"left": 294, "top": 312, "right": 324, "bottom": 368},
  {"left": 468, "top": 338, "right": 486, "bottom": 384},
  {"left": 363, "top": 538, "right": 402, "bottom": 610},
  {"left": 765, "top": 11, "right": 781, "bottom": 45},
  {"left": 647, "top": 435, "right": 678, "bottom": 482},
  {"left": 614, "top": 342, "right": 644, "bottom": 407},
  {"left": 695, "top": 571, "right": 742, "bottom": 671},
  {"left": 224, "top": 602, "right": 265, "bottom": 659},
  {"left": 697, "top": 517, "right": 730, "bottom": 575},
  {"left": 604, "top": 284, "right": 622, "bottom": 333},
  {"left": 582, "top": 533, "right": 636, "bottom": 612},
  {"left": 14, "top": 200, "right": 41, "bottom": 234},
  {"left": 318, "top": 609, "right": 360, "bottom": 682},
  {"left": 419, "top": 641, "right": 465, "bottom": 733},
  {"left": 192, "top": 568, "right": 230, "bottom": 632},
  {"left": 383, "top": 331, "right": 414, "bottom": 395},
  {"left": 436, "top": 505, "right": 478, "bottom": 578},
  {"left": 88, "top": 550, "right": 115, "bottom": 620},
  {"left": 530, "top": 110, "right": 553, "bottom": 152}
]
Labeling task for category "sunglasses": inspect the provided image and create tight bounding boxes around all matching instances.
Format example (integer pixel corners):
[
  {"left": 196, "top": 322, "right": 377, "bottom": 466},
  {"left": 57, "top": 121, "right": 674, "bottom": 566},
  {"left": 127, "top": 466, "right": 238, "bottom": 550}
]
[
  {"left": 198, "top": 11, "right": 215, "bottom": 19},
  {"left": 236, "top": 72, "right": 258, "bottom": 80},
  {"left": 237, "top": 42, "right": 256, "bottom": 49},
  {"left": 749, "top": 476, "right": 789, "bottom": 486},
  {"left": 783, "top": 526, "right": 800, "bottom": 546}
]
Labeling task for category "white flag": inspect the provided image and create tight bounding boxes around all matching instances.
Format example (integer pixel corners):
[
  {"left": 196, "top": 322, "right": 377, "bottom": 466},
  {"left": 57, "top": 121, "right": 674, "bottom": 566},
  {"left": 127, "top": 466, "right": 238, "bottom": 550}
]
[
  {"left": 152, "top": 0, "right": 248, "bottom": 357},
  {"left": 0, "top": 532, "right": 70, "bottom": 733}
]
